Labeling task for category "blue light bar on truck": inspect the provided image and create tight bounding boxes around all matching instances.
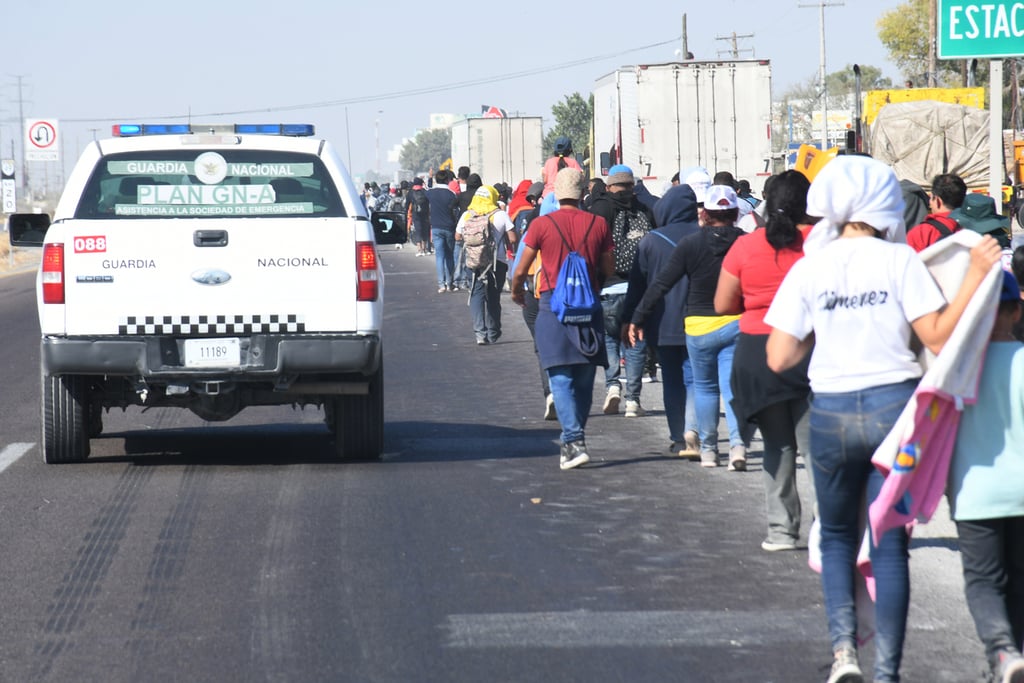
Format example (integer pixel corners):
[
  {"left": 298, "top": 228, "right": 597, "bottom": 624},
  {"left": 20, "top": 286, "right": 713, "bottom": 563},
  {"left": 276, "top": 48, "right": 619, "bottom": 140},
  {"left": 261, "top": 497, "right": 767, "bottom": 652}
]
[{"left": 112, "top": 123, "right": 315, "bottom": 137}]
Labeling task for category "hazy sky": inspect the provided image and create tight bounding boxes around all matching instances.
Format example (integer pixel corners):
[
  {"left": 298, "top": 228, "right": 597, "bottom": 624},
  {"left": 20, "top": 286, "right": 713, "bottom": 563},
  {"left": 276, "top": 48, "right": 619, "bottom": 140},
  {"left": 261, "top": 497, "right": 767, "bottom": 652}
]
[{"left": 3, "top": 0, "right": 904, "bottom": 185}]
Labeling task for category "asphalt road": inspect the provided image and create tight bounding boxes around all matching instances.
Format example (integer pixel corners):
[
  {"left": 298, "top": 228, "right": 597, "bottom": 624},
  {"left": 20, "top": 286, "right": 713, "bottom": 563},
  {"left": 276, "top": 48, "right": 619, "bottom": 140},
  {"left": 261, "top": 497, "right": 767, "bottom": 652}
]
[{"left": 0, "top": 248, "right": 987, "bottom": 682}]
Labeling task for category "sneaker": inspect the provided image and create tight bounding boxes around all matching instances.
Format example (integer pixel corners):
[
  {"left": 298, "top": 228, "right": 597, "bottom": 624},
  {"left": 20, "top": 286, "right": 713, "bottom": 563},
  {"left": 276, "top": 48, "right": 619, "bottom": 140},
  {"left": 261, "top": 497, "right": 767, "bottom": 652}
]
[
  {"left": 827, "top": 646, "right": 863, "bottom": 683},
  {"left": 668, "top": 441, "right": 697, "bottom": 459},
  {"left": 727, "top": 445, "right": 747, "bottom": 472},
  {"left": 450, "top": 285, "right": 460, "bottom": 292},
  {"left": 602, "top": 385, "right": 621, "bottom": 414},
  {"left": 476, "top": 337, "right": 488, "bottom": 345},
  {"left": 995, "top": 649, "right": 1024, "bottom": 683},
  {"left": 560, "top": 441, "right": 590, "bottom": 470},
  {"left": 700, "top": 450, "right": 719, "bottom": 468},
  {"left": 761, "top": 538, "right": 800, "bottom": 552},
  {"left": 438, "top": 286, "right": 447, "bottom": 294},
  {"left": 681, "top": 430, "right": 700, "bottom": 457},
  {"left": 415, "top": 252, "right": 424, "bottom": 257},
  {"left": 544, "top": 394, "right": 557, "bottom": 421},
  {"left": 624, "top": 399, "right": 645, "bottom": 417}
]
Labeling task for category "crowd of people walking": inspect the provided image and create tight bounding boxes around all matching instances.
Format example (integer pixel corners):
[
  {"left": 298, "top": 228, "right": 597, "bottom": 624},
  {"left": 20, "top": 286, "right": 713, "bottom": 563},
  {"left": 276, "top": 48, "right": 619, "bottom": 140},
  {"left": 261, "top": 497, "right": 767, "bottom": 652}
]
[{"left": 378, "top": 144, "right": 1024, "bottom": 683}]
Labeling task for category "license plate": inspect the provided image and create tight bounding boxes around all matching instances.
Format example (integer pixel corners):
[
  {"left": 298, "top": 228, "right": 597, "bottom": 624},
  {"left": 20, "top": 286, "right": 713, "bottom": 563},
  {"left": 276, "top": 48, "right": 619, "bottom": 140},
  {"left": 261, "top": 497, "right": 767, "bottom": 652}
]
[{"left": 184, "top": 338, "right": 241, "bottom": 368}]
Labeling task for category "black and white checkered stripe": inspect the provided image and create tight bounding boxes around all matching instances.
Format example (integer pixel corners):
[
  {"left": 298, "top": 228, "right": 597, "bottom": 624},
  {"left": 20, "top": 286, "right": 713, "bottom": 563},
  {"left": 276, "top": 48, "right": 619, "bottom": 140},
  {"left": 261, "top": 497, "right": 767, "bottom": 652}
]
[{"left": 117, "top": 314, "right": 306, "bottom": 335}]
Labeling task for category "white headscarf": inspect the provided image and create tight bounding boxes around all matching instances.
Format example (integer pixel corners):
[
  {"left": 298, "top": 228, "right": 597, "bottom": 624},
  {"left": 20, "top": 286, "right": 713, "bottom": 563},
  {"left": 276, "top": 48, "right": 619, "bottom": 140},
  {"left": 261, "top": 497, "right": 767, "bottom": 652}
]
[{"left": 802, "top": 155, "right": 907, "bottom": 255}]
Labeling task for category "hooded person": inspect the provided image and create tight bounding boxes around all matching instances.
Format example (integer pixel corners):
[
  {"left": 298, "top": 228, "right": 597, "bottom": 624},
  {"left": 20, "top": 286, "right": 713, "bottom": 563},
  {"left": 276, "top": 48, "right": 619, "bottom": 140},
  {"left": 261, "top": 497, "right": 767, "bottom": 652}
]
[
  {"left": 587, "top": 164, "right": 658, "bottom": 417},
  {"left": 623, "top": 184, "right": 702, "bottom": 457},
  {"left": 507, "top": 179, "right": 535, "bottom": 225},
  {"left": 763, "top": 154, "right": 1003, "bottom": 683},
  {"left": 583, "top": 177, "right": 606, "bottom": 210}
]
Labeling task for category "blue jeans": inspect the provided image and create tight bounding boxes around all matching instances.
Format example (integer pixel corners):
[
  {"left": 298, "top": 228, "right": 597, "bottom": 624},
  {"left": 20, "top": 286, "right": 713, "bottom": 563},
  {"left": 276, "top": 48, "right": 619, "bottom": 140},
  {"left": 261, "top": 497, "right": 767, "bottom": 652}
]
[
  {"left": 602, "top": 292, "right": 645, "bottom": 400},
  {"left": 547, "top": 364, "right": 597, "bottom": 444},
  {"left": 685, "top": 319, "right": 742, "bottom": 452},
  {"left": 811, "top": 380, "right": 916, "bottom": 683},
  {"left": 453, "top": 240, "right": 468, "bottom": 286},
  {"left": 655, "top": 345, "right": 697, "bottom": 443},
  {"left": 470, "top": 262, "right": 507, "bottom": 342},
  {"left": 432, "top": 229, "right": 455, "bottom": 288}
]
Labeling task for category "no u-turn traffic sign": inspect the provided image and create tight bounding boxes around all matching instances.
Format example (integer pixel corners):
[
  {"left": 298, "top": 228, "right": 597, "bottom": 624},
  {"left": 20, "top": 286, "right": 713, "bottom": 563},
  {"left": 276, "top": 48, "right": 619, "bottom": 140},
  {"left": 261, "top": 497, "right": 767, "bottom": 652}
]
[{"left": 25, "top": 118, "right": 59, "bottom": 162}]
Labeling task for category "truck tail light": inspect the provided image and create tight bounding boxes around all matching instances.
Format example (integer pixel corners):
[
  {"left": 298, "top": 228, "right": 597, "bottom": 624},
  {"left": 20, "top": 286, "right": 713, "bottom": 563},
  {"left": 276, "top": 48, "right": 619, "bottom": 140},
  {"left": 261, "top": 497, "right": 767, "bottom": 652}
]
[
  {"left": 356, "top": 241, "right": 379, "bottom": 301},
  {"left": 42, "top": 243, "right": 65, "bottom": 304}
]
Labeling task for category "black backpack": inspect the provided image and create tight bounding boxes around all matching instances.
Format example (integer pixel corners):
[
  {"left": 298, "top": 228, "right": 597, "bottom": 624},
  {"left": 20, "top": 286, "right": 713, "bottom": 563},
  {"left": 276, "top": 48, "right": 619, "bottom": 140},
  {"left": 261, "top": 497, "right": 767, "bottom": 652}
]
[
  {"left": 611, "top": 207, "right": 654, "bottom": 276},
  {"left": 410, "top": 188, "right": 429, "bottom": 219}
]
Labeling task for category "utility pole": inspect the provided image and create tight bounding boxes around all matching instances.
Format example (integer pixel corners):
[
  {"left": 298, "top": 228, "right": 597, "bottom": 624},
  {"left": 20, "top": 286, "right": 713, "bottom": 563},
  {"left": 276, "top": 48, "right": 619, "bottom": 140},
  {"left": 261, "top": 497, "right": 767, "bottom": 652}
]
[
  {"left": 375, "top": 110, "right": 382, "bottom": 176},
  {"left": 715, "top": 32, "right": 754, "bottom": 59},
  {"left": 681, "top": 14, "right": 690, "bottom": 60},
  {"left": 11, "top": 75, "right": 29, "bottom": 198},
  {"left": 928, "top": 0, "right": 937, "bottom": 86},
  {"left": 800, "top": 1, "right": 844, "bottom": 151}
]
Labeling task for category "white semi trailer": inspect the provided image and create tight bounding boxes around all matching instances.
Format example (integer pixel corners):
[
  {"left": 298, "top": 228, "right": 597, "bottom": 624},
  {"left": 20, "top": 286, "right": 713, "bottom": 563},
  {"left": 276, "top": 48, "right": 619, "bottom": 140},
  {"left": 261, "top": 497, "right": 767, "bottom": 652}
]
[{"left": 593, "top": 60, "right": 774, "bottom": 193}]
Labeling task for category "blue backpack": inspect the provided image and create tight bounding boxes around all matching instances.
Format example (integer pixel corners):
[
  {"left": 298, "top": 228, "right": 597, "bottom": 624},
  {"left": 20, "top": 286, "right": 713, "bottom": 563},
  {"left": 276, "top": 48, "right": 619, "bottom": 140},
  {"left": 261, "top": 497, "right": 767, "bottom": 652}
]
[{"left": 546, "top": 215, "right": 598, "bottom": 325}]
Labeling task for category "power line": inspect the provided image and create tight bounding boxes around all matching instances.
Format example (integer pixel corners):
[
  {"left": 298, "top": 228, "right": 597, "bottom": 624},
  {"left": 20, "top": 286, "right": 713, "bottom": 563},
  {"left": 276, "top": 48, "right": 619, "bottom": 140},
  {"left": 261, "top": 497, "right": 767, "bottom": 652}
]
[{"left": 61, "top": 36, "right": 682, "bottom": 124}]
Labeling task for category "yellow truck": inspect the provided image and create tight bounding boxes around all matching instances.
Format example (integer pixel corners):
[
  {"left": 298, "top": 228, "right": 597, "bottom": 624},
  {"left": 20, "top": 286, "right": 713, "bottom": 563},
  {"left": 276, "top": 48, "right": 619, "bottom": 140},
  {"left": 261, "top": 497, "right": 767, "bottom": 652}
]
[{"left": 858, "top": 86, "right": 1015, "bottom": 217}]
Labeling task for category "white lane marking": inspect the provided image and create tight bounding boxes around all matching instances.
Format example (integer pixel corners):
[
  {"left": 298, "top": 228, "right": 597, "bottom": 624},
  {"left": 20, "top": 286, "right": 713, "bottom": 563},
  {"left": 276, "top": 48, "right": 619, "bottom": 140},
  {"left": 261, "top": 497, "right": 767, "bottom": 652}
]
[
  {"left": 0, "top": 443, "right": 34, "bottom": 474},
  {"left": 443, "top": 609, "right": 823, "bottom": 648}
]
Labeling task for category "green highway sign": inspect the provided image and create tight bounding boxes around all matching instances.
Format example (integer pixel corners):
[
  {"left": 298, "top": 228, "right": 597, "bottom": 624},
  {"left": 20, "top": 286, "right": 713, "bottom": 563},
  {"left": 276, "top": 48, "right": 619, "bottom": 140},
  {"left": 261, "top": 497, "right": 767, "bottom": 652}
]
[{"left": 938, "top": 0, "right": 1024, "bottom": 58}]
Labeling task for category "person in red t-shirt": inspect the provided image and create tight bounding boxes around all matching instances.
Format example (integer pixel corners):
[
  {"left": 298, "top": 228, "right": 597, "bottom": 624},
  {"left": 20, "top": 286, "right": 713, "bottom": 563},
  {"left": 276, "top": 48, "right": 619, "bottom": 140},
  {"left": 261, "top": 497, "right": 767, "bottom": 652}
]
[
  {"left": 905, "top": 173, "right": 967, "bottom": 252},
  {"left": 511, "top": 168, "right": 614, "bottom": 471},
  {"left": 714, "top": 170, "right": 815, "bottom": 552}
]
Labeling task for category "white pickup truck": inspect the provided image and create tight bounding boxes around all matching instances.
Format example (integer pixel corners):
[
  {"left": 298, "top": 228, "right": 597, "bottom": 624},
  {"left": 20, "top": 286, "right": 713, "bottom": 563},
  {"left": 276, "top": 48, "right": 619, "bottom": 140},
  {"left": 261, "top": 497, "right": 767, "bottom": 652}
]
[{"left": 9, "top": 123, "right": 405, "bottom": 463}]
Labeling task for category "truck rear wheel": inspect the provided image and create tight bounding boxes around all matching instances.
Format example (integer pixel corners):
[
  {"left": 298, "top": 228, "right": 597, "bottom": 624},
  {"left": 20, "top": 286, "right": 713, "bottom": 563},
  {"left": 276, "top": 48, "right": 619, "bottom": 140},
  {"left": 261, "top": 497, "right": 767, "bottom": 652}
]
[
  {"left": 42, "top": 374, "right": 91, "bottom": 464},
  {"left": 328, "top": 363, "right": 384, "bottom": 461}
]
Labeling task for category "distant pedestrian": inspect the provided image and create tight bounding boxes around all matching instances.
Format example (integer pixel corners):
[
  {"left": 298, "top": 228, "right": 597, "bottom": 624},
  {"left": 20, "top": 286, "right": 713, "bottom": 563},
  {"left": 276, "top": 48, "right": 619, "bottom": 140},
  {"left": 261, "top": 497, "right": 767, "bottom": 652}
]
[
  {"left": 456, "top": 185, "right": 517, "bottom": 345},
  {"left": 509, "top": 181, "right": 556, "bottom": 418},
  {"left": 511, "top": 168, "right": 614, "bottom": 470},
  {"left": 951, "top": 192, "right": 1013, "bottom": 249},
  {"left": 454, "top": 173, "right": 483, "bottom": 289},
  {"left": 407, "top": 177, "right": 432, "bottom": 257},
  {"left": 588, "top": 164, "right": 656, "bottom": 418},
  {"left": 714, "top": 170, "right": 815, "bottom": 551},
  {"left": 625, "top": 183, "right": 701, "bottom": 457},
  {"left": 427, "top": 170, "right": 460, "bottom": 293},
  {"left": 765, "top": 154, "right": 1002, "bottom": 683},
  {"left": 905, "top": 173, "right": 966, "bottom": 252},
  {"left": 540, "top": 136, "right": 582, "bottom": 196},
  {"left": 947, "top": 269, "right": 1024, "bottom": 683}
]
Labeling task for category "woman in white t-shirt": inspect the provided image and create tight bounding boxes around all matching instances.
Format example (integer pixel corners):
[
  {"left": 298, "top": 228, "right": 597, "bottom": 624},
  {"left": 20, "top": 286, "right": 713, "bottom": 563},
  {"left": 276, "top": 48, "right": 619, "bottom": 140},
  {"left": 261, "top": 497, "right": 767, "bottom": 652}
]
[{"left": 764, "top": 155, "right": 1002, "bottom": 683}]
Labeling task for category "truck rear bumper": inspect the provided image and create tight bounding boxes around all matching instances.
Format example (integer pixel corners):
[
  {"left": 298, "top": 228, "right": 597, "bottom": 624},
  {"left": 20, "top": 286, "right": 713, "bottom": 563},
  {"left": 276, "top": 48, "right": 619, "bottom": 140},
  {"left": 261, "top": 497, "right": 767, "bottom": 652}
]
[{"left": 41, "top": 334, "right": 381, "bottom": 379}]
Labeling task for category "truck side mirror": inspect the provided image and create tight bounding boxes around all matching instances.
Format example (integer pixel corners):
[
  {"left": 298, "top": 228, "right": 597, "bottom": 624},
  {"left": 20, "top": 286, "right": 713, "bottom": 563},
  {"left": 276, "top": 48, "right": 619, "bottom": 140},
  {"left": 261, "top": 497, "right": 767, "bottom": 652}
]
[{"left": 7, "top": 213, "right": 51, "bottom": 247}]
